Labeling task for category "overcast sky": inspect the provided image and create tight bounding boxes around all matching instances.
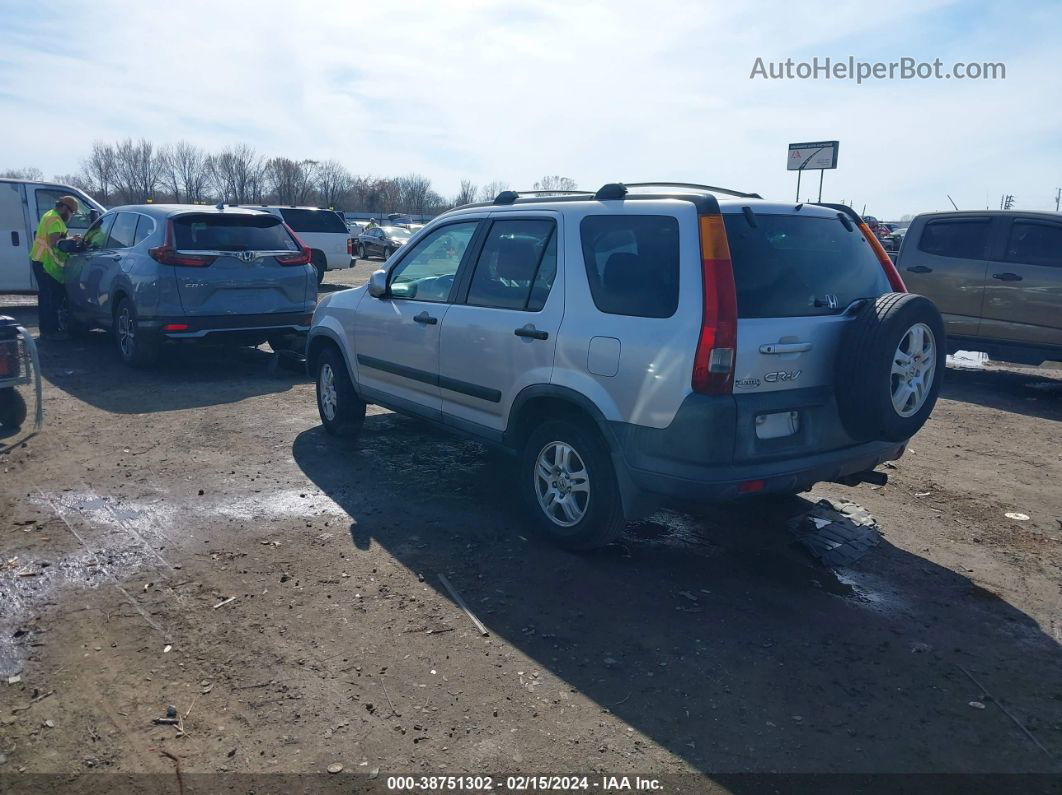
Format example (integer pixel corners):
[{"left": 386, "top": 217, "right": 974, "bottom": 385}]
[{"left": 2, "top": 0, "right": 1059, "bottom": 218}]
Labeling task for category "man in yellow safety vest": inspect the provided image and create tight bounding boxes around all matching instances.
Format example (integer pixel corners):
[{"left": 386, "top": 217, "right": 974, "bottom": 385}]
[{"left": 30, "top": 195, "right": 80, "bottom": 341}]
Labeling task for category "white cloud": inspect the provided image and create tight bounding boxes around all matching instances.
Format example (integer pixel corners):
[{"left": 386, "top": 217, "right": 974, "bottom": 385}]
[{"left": 1, "top": 0, "right": 1058, "bottom": 217}]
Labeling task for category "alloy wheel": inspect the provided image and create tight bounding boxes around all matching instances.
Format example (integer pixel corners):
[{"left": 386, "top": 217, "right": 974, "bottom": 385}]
[
  {"left": 533, "top": 441, "right": 591, "bottom": 527},
  {"left": 891, "top": 322, "right": 936, "bottom": 417}
]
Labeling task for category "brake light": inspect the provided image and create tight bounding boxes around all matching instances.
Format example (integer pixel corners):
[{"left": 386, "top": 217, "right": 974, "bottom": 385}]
[
  {"left": 149, "top": 221, "right": 216, "bottom": 267},
  {"left": 692, "top": 214, "right": 738, "bottom": 395},
  {"left": 859, "top": 222, "right": 906, "bottom": 292},
  {"left": 277, "top": 223, "right": 312, "bottom": 265},
  {"left": 161, "top": 323, "right": 189, "bottom": 332}
]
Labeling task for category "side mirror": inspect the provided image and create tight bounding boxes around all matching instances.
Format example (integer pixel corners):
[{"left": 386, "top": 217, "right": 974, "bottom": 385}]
[
  {"left": 56, "top": 238, "right": 84, "bottom": 254},
  {"left": 89, "top": 209, "right": 100, "bottom": 223},
  {"left": 368, "top": 269, "right": 388, "bottom": 298}
]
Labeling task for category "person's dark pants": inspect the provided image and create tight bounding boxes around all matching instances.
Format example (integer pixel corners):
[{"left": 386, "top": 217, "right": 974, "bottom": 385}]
[{"left": 31, "top": 261, "right": 64, "bottom": 336}]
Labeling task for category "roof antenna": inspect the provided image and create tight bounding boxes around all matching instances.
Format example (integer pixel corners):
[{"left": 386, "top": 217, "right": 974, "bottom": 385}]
[{"left": 947, "top": 194, "right": 959, "bottom": 211}]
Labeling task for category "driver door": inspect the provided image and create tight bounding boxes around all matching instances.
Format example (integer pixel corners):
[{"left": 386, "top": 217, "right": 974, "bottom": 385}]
[{"left": 353, "top": 219, "right": 484, "bottom": 418}]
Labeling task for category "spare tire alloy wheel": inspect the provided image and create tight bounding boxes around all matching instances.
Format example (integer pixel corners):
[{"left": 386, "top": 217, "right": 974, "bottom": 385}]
[
  {"left": 891, "top": 322, "right": 936, "bottom": 417},
  {"left": 534, "top": 441, "right": 591, "bottom": 527}
]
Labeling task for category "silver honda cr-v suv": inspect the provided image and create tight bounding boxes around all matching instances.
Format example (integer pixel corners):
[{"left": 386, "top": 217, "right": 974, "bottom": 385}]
[{"left": 307, "top": 183, "right": 945, "bottom": 549}]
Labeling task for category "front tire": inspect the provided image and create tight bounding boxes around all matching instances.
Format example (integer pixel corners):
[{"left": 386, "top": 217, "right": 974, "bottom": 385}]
[
  {"left": 114, "top": 297, "right": 159, "bottom": 367},
  {"left": 519, "top": 419, "right": 625, "bottom": 550},
  {"left": 315, "top": 346, "right": 365, "bottom": 438}
]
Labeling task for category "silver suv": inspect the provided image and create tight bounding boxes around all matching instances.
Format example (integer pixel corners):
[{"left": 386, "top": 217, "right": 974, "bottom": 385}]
[{"left": 307, "top": 183, "right": 945, "bottom": 549}]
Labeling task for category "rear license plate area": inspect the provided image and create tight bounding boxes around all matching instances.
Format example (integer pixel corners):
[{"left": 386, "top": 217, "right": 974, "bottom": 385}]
[{"left": 755, "top": 410, "right": 800, "bottom": 440}]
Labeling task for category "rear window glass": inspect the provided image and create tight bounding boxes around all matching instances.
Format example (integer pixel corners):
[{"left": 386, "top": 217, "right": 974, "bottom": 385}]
[
  {"left": 279, "top": 208, "right": 348, "bottom": 234},
  {"left": 580, "top": 215, "right": 679, "bottom": 318},
  {"left": 467, "top": 220, "right": 556, "bottom": 311},
  {"left": 173, "top": 215, "right": 299, "bottom": 252},
  {"left": 917, "top": 219, "right": 990, "bottom": 259},
  {"left": 723, "top": 213, "right": 890, "bottom": 318}
]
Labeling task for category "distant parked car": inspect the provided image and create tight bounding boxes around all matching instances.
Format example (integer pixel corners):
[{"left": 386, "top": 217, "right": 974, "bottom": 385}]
[
  {"left": 897, "top": 210, "right": 1062, "bottom": 365},
  {"left": 59, "top": 205, "right": 316, "bottom": 366},
  {"left": 346, "top": 220, "right": 369, "bottom": 236},
  {"left": 355, "top": 225, "right": 412, "bottom": 260},
  {"left": 253, "top": 206, "right": 353, "bottom": 284},
  {"left": 385, "top": 213, "right": 414, "bottom": 228}
]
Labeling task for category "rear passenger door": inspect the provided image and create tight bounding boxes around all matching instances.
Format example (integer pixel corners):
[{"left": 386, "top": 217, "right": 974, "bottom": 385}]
[
  {"left": 900, "top": 216, "right": 992, "bottom": 338},
  {"left": 980, "top": 216, "right": 1062, "bottom": 346},
  {"left": 438, "top": 215, "right": 562, "bottom": 435}
]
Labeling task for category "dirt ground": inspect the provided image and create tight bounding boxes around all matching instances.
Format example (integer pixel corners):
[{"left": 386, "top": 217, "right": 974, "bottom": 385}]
[{"left": 1, "top": 263, "right": 1061, "bottom": 791}]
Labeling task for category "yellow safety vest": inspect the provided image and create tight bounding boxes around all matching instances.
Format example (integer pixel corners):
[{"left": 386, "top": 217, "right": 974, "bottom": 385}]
[{"left": 31, "top": 209, "right": 69, "bottom": 283}]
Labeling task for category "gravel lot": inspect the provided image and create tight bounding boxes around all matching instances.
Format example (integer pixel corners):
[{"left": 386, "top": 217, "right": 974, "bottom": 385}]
[{"left": 1, "top": 263, "right": 1061, "bottom": 787}]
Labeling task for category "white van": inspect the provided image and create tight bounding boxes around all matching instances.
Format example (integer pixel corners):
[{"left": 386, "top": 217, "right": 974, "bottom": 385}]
[
  {"left": 0, "top": 179, "right": 106, "bottom": 293},
  {"left": 251, "top": 206, "right": 353, "bottom": 284}
]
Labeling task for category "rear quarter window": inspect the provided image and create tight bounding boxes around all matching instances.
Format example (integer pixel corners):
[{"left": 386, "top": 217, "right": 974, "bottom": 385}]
[
  {"left": 723, "top": 213, "right": 890, "bottom": 318},
  {"left": 173, "top": 215, "right": 300, "bottom": 251},
  {"left": 279, "top": 209, "right": 348, "bottom": 234},
  {"left": 580, "top": 215, "right": 679, "bottom": 318}
]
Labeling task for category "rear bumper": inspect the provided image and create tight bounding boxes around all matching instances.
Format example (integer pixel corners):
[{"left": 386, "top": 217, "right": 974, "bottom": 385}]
[
  {"left": 625, "top": 438, "right": 905, "bottom": 501},
  {"left": 142, "top": 312, "right": 313, "bottom": 339},
  {"left": 610, "top": 388, "right": 907, "bottom": 501}
]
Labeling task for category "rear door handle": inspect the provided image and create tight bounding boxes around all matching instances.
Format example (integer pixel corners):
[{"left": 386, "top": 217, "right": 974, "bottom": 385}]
[
  {"left": 905, "top": 265, "right": 932, "bottom": 273},
  {"left": 413, "top": 311, "right": 438, "bottom": 325},
  {"left": 514, "top": 325, "right": 548, "bottom": 340},
  {"left": 992, "top": 272, "right": 1022, "bottom": 282},
  {"left": 10, "top": 231, "right": 19, "bottom": 247},
  {"left": 759, "top": 342, "right": 812, "bottom": 354}
]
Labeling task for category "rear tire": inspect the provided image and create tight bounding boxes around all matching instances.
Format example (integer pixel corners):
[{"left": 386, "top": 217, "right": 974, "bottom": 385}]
[
  {"left": 312, "top": 252, "right": 327, "bottom": 285},
  {"left": 357, "top": 243, "right": 366, "bottom": 260},
  {"left": 114, "top": 297, "right": 159, "bottom": 368},
  {"left": 519, "top": 419, "right": 626, "bottom": 550},
  {"left": 315, "top": 346, "right": 365, "bottom": 438},
  {"left": 0, "top": 388, "right": 27, "bottom": 431},
  {"left": 836, "top": 292, "right": 946, "bottom": 442}
]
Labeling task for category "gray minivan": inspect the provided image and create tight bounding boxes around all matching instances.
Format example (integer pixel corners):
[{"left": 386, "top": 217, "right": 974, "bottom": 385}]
[
  {"left": 897, "top": 210, "right": 1062, "bottom": 364},
  {"left": 61, "top": 205, "right": 317, "bottom": 366}
]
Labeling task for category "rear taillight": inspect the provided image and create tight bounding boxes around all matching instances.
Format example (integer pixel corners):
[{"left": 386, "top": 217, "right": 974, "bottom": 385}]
[
  {"left": 277, "top": 223, "right": 312, "bottom": 265},
  {"left": 0, "top": 341, "right": 18, "bottom": 378},
  {"left": 149, "top": 221, "right": 216, "bottom": 267},
  {"left": 276, "top": 246, "right": 311, "bottom": 266},
  {"left": 692, "top": 214, "right": 738, "bottom": 395},
  {"left": 859, "top": 222, "right": 906, "bottom": 292}
]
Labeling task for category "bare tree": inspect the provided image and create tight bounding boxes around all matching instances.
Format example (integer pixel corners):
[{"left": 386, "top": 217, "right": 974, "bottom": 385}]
[
  {"left": 266, "top": 157, "right": 318, "bottom": 206},
  {"left": 0, "top": 167, "right": 44, "bottom": 180},
  {"left": 113, "top": 138, "right": 162, "bottom": 203},
  {"left": 396, "top": 173, "right": 434, "bottom": 213},
  {"left": 315, "top": 159, "right": 352, "bottom": 209},
  {"left": 478, "top": 180, "right": 510, "bottom": 202},
  {"left": 210, "top": 144, "right": 263, "bottom": 205},
  {"left": 532, "top": 175, "right": 578, "bottom": 194},
  {"left": 80, "top": 142, "right": 117, "bottom": 204},
  {"left": 169, "top": 141, "right": 211, "bottom": 204},
  {"left": 453, "top": 179, "right": 478, "bottom": 207},
  {"left": 52, "top": 173, "right": 92, "bottom": 192},
  {"left": 157, "top": 144, "right": 182, "bottom": 202}
]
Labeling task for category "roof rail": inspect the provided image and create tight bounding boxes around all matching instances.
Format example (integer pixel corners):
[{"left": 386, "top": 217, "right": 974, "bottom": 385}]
[
  {"left": 624, "top": 182, "right": 762, "bottom": 199},
  {"left": 493, "top": 189, "right": 593, "bottom": 205}
]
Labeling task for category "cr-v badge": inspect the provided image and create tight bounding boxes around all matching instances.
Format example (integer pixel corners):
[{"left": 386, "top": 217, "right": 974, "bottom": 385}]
[{"left": 764, "top": 370, "right": 801, "bottom": 383}]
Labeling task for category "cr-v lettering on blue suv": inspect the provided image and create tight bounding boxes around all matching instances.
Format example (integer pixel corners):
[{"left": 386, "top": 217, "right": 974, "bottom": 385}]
[
  {"left": 307, "top": 183, "right": 945, "bottom": 550},
  {"left": 60, "top": 205, "right": 317, "bottom": 366}
]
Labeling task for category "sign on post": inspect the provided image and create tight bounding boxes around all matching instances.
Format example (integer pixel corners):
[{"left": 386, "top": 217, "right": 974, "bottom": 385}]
[{"left": 788, "top": 140, "right": 839, "bottom": 201}]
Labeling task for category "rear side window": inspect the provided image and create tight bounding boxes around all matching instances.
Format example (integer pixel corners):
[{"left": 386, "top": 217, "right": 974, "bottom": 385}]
[
  {"left": 1006, "top": 220, "right": 1062, "bottom": 267},
  {"left": 279, "top": 208, "right": 348, "bottom": 234},
  {"left": 173, "top": 215, "right": 300, "bottom": 252},
  {"left": 580, "top": 215, "right": 679, "bottom": 318},
  {"left": 723, "top": 214, "right": 890, "bottom": 318},
  {"left": 917, "top": 219, "right": 990, "bottom": 259},
  {"left": 106, "top": 212, "right": 138, "bottom": 249},
  {"left": 466, "top": 220, "right": 556, "bottom": 311},
  {"left": 132, "top": 215, "right": 155, "bottom": 246}
]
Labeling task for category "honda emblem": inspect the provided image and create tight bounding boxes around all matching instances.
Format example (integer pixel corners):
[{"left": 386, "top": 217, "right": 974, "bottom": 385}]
[{"left": 825, "top": 294, "right": 839, "bottom": 310}]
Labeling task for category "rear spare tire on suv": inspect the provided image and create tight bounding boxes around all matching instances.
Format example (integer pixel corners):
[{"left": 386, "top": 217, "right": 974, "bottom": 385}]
[
  {"left": 835, "top": 292, "right": 946, "bottom": 442},
  {"left": 519, "top": 419, "right": 626, "bottom": 551}
]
